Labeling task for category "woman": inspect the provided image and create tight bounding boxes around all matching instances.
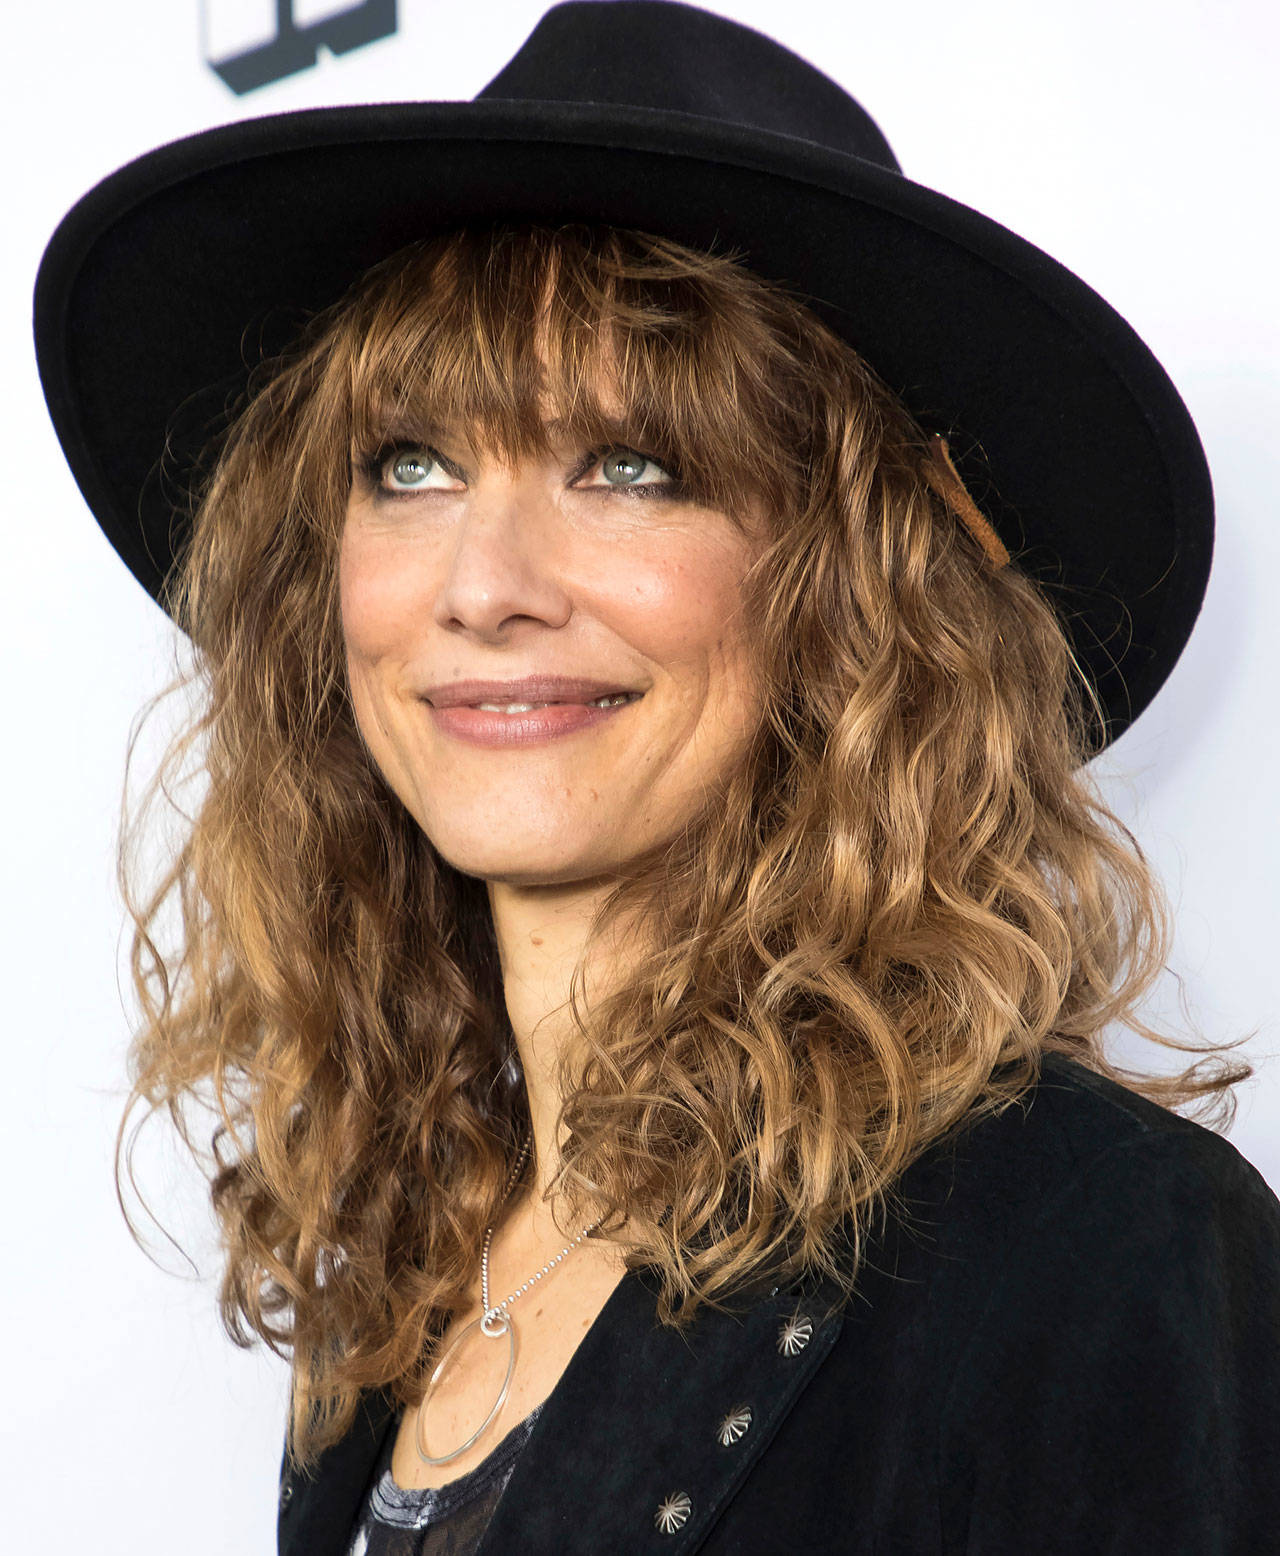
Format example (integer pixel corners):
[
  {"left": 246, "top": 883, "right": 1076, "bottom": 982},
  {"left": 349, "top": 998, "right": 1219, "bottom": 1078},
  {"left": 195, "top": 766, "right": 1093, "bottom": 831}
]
[{"left": 33, "top": 2, "right": 1280, "bottom": 1552}]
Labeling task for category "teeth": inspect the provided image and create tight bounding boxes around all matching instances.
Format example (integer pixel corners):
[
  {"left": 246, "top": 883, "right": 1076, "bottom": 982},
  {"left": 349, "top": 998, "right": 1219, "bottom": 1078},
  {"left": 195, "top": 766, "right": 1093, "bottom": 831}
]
[{"left": 469, "top": 693, "right": 636, "bottom": 713}]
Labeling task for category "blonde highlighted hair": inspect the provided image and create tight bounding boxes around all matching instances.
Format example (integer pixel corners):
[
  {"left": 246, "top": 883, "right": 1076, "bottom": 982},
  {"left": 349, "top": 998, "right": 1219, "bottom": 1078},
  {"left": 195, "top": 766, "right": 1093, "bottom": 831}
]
[{"left": 115, "top": 222, "right": 1252, "bottom": 1469}]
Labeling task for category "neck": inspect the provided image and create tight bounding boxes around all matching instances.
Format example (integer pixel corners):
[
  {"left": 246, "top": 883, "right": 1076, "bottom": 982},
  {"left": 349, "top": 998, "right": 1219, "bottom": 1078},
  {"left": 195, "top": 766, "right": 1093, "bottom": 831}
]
[{"left": 487, "top": 876, "right": 639, "bottom": 1216}]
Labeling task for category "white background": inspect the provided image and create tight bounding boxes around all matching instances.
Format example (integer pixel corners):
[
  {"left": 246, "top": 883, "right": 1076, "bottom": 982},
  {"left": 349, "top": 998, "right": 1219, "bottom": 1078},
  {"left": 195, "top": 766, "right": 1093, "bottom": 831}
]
[{"left": 3, "top": 1, "right": 1277, "bottom": 1548}]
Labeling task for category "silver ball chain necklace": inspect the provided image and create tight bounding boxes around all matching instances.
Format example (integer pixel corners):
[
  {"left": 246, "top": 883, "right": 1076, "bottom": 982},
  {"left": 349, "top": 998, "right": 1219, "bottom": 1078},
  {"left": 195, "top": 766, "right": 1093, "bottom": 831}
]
[{"left": 414, "top": 1128, "right": 604, "bottom": 1466}]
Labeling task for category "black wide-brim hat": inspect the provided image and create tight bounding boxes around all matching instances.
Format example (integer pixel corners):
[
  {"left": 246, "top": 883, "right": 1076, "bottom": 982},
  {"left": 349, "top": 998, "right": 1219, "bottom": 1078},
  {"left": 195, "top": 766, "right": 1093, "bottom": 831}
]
[{"left": 33, "top": 0, "right": 1212, "bottom": 753}]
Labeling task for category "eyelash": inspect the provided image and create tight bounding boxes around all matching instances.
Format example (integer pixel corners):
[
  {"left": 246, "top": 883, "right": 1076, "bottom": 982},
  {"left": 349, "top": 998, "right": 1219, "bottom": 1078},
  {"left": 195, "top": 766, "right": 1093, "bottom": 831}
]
[{"left": 356, "top": 441, "right": 685, "bottom": 502}]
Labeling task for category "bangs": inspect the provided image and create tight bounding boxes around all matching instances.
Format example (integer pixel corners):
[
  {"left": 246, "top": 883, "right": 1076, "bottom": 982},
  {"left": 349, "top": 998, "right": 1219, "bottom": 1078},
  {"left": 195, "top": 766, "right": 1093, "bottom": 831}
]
[{"left": 331, "top": 222, "right": 817, "bottom": 531}]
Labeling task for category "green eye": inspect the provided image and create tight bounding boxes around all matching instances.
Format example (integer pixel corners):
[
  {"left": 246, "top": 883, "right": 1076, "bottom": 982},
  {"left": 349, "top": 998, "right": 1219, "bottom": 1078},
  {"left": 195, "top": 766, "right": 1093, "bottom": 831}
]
[
  {"left": 595, "top": 448, "right": 676, "bottom": 492},
  {"left": 602, "top": 450, "right": 646, "bottom": 485},
  {"left": 386, "top": 449, "right": 434, "bottom": 489}
]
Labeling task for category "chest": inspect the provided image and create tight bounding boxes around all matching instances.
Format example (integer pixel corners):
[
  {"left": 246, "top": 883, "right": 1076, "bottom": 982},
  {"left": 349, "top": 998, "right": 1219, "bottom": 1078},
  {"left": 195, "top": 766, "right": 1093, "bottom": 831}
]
[
  {"left": 389, "top": 1245, "right": 630, "bottom": 1491},
  {"left": 280, "top": 1257, "right": 859, "bottom": 1556}
]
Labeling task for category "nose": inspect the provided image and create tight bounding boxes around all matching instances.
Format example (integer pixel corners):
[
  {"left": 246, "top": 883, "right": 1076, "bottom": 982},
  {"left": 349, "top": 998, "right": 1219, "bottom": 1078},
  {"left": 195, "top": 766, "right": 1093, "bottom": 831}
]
[{"left": 432, "top": 471, "right": 574, "bottom": 641}]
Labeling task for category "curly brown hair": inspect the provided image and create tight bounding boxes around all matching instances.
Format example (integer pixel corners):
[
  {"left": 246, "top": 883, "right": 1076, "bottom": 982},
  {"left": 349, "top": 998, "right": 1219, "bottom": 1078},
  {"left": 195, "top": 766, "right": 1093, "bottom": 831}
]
[{"left": 113, "top": 221, "right": 1253, "bottom": 1470}]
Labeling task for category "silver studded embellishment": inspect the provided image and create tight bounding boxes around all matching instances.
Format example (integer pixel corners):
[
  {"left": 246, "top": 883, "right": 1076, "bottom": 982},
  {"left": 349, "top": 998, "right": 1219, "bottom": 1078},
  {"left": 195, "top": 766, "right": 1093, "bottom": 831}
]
[
  {"left": 777, "top": 1311, "right": 813, "bottom": 1356},
  {"left": 717, "top": 1404, "right": 753, "bottom": 1446},
  {"left": 654, "top": 1491, "right": 693, "bottom": 1534}
]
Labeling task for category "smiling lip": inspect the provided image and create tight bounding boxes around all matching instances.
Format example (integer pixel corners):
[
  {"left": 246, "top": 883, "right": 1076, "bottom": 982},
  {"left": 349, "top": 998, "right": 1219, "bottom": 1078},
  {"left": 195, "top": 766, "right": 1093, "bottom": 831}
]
[
  {"left": 427, "top": 696, "right": 640, "bottom": 748},
  {"left": 423, "top": 676, "right": 642, "bottom": 709}
]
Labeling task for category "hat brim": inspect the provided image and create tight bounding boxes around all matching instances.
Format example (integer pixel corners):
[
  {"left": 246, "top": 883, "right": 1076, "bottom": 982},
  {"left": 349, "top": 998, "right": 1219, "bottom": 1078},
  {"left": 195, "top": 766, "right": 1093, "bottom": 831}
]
[{"left": 33, "top": 98, "right": 1213, "bottom": 750}]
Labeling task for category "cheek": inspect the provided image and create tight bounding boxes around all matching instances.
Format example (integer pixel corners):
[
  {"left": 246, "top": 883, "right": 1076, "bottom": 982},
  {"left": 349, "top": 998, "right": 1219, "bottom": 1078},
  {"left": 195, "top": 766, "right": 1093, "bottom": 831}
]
[
  {"left": 339, "top": 532, "right": 400, "bottom": 660},
  {"left": 624, "top": 551, "right": 727, "bottom": 651},
  {"left": 626, "top": 543, "right": 757, "bottom": 691},
  {"left": 338, "top": 523, "right": 444, "bottom": 695},
  {"left": 337, "top": 530, "right": 425, "bottom": 747}
]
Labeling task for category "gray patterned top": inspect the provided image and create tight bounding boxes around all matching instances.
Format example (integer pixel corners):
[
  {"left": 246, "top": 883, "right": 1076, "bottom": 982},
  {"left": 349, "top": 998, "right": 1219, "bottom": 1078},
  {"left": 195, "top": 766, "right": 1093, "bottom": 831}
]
[{"left": 345, "top": 1402, "right": 546, "bottom": 1556}]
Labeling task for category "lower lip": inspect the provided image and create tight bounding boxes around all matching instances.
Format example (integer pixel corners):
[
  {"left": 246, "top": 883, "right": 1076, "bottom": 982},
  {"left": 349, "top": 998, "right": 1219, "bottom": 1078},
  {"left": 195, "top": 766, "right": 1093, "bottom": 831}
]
[{"left": 426, "top": 696, "right": 641, "bottom": 747}]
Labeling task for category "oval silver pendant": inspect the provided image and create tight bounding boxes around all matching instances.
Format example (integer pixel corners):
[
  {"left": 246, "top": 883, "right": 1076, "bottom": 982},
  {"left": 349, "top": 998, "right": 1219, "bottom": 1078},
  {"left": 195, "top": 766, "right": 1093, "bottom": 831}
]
[{"left": 414, "top": 1310, "right": 517, "bottom": 1465}]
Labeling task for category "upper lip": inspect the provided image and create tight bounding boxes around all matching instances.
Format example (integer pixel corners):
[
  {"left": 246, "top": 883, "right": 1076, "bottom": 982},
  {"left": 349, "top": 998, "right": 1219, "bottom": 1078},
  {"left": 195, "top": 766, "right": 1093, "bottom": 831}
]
[{"left": 422, "top": 677, "right": 643, "bottom": 708}]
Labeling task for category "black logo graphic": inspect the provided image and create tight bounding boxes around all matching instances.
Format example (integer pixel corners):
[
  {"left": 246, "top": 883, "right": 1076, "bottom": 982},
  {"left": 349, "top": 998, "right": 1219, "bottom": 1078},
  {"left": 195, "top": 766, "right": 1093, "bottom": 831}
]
[{"left": 203, "top": 0, "right": 397, "bottom": 95}]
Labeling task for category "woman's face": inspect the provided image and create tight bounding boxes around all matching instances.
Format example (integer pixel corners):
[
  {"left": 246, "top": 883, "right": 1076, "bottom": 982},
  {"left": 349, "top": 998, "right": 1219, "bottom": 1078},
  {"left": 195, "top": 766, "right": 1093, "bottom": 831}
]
[{"left": 339, "top": 397, "right": 769, "bottom": 889}]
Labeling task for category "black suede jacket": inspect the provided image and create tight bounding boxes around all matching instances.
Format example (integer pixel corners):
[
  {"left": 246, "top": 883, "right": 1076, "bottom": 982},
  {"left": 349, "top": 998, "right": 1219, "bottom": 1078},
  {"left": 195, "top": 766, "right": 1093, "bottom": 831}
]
[{"left": 277, "top": 1053, "right": 1280, "bottom": 1554}]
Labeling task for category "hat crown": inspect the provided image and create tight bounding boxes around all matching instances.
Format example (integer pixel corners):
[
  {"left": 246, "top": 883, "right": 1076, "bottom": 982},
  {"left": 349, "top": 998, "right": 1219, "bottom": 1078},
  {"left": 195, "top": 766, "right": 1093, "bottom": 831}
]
[{"left": 476, "top": 0, "right": 900, "bottom": 173}]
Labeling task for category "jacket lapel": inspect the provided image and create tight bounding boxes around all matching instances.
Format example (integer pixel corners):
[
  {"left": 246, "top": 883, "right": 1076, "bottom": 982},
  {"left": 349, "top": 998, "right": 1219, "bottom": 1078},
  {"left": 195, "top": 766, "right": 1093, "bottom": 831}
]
[
  {"left": 278, "top": 1263, "right": 845, "bottom": 1556},
  {"left": 277, "top": 1384, "right": 398, "bottom": 1556},
  {"left": 475, "top": 1263, "right": 846, "bottom": 1554}
]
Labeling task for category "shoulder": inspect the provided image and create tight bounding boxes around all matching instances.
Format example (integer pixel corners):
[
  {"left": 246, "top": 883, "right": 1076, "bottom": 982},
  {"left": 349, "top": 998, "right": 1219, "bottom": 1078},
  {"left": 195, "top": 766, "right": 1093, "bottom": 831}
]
[
  {"left": 853, "top": 1048, "right": 1280, "bottom": 1389},
  {"left": 885, "top": 1049, "right": 1280, "bottom": 1427},
  {"left": 890, "top": 1050, "right": 1277, "bottom": 1272},
  {"left": 913, "top": 1055, "right": 1280, "bottom": 1546},
  {"left": 1026, "top": 1047, "right": 1260, "bottom": 1166},
  {"left": 720, "top": 1059, "right": 1280, "bottom": 1550},
  {"left": 961, "top": 1047, "right": 1259, "bottom": 1173}
]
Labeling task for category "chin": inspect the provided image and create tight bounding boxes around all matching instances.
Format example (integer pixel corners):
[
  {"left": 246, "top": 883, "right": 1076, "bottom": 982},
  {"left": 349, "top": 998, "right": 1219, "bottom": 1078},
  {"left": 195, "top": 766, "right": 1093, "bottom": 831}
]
[{"left": 429, "top": 834, "right": 631, "bottom": 888}]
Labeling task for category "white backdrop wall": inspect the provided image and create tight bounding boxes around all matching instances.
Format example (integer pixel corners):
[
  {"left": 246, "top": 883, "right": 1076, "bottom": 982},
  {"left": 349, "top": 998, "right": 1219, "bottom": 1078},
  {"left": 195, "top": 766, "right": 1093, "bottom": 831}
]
[{"left": 4, "top": 1, "right": 1277, "bottom": 1548}]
